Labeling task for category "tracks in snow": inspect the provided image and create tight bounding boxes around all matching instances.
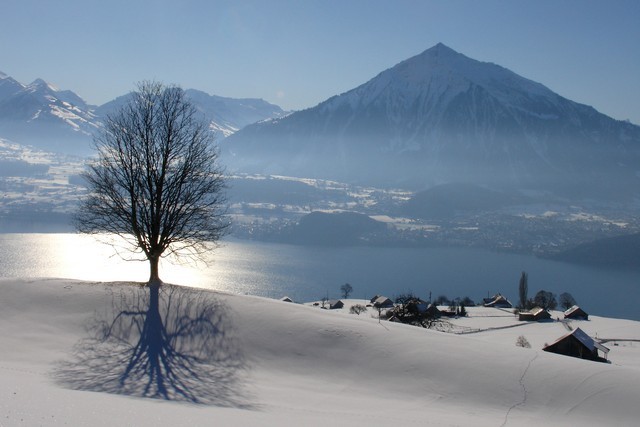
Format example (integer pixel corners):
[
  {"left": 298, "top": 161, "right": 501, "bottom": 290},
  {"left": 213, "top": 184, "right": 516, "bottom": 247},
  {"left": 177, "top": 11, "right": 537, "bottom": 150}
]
[{"left": 500, "top": 353, "right": 538, "bottom": 427}]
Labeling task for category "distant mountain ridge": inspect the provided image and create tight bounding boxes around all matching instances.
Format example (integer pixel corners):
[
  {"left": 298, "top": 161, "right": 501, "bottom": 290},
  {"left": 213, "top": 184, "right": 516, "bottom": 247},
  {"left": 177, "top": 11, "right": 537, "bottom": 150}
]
[
  {"left": 0, "top": 71, "right": 285, "bottom": 155},
  {"left": 0, "top": 73, "right": 99, "bottom": 153},
  {"left": 223, "top": 43, "right": 640, "bottom": 200}
]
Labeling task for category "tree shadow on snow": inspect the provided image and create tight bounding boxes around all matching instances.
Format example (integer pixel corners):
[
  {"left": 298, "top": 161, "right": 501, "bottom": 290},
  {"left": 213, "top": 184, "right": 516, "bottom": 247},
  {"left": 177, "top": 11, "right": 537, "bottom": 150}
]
[{"left": 53, "top": 283, "right": 254, "bottom": 408}]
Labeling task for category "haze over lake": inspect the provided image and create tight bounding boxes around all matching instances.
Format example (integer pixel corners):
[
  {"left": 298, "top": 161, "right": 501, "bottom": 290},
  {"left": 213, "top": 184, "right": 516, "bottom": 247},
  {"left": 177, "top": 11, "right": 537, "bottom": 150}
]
[{"left": 1, "top": 233, "right": 637, "bottom": 321}]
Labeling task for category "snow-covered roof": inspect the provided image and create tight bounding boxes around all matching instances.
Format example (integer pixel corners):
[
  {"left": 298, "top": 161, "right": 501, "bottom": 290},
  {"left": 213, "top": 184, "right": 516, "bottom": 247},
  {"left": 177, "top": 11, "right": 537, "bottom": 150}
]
[
  {"left": 572, "top": 328, "right": 609, "bottom": 354},
  {"left": 549, "top": 327, "right": 609, "bottom": 355},
  {"left": 530, "top": 307, "right": 549, "bottom": 316},
  {"left": 564, "top": 305, "right": 587, "bottom": 316}
]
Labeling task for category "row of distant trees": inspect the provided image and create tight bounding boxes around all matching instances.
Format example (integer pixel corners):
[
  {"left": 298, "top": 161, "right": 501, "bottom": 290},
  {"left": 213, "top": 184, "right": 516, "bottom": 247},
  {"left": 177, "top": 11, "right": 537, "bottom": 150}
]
[{"left": 518, "top": 271, "right": 577, "bottom": 311}]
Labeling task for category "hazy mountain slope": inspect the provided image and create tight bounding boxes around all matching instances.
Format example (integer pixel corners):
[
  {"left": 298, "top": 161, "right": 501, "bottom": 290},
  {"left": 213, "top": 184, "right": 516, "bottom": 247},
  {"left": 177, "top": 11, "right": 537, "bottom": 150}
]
[
  {"left": 401, "top": 182, "right": 526, "bottom": 219},
  {"left": 223, "top": 44, "right": 640, "bottom": 198},
  {"left": 0, "top": 72, "right": 285, "bottom": 155},
  {"left": 278, "top": 211, "right": 387, "bottom": 245},
  {"left": 95, "top": 90, "right": 286, "bottom": 141},
  {"left": 550, "top": 232, "right": 640, "bottom": 270},
  {"left": 0, "top": 73, "right": 99, "bottom": 154}
]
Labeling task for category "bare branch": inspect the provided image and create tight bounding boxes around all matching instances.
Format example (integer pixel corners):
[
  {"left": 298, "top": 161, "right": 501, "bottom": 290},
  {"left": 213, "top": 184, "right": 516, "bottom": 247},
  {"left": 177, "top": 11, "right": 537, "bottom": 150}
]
[{"left": 76, "top": 81, "right": 229, "bottom": 282}]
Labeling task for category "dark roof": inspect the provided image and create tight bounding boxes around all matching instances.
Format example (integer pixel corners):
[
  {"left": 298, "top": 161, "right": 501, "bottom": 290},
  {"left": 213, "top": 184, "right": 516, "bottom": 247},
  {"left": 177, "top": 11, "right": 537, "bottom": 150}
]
[
  {"left": 327, "top": 299, "right": 344, "bottom": 309},
  {"left": 373, "top": 296, "right": 394, "bottom": 307},
  {"left": 483, "top": 294, "right": 512, "bottom": 308},
  {"left": 564, "top": 305, "right": 588, "bottom": 318},
  {"left": 546, "top": 327, "right": 609, "bottom": 355}
]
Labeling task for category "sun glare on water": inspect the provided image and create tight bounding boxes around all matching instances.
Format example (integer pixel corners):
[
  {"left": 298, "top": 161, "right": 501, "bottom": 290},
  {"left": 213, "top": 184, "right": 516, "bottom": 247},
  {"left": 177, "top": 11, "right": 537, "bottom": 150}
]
[{"left": 3, "top": 233, "right": 214, "bottom": 288}]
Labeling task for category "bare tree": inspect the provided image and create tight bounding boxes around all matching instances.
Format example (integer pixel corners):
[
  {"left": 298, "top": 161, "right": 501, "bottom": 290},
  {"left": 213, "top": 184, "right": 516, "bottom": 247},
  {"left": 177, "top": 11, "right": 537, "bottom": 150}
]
[
  {"left": 349, "top": 304, "right": 367, "bottom": 315},
  {"left": 76, "top": 82, "right": 228, "bottom": 284},
  {"left": 533, "top": 290, "right": 557, "bottom": 310},
  {"left": 516, "top": 335, "right": 531, "bottom": 348},
  {"left": 340, "top": 283, "right": 353, "bottom": 299},
  {"left": 559, "top": 292, "right": 577, "bottom": 310}
]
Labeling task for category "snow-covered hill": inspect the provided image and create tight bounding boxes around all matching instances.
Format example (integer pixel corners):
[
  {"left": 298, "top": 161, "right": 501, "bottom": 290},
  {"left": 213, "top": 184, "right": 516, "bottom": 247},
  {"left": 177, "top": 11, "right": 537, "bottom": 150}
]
[
  {"left": 1, "top": 279, "right": 638, "bottom": 426},
  {"left": 223, "top": 43, "right": 640, "bottom": 200}
]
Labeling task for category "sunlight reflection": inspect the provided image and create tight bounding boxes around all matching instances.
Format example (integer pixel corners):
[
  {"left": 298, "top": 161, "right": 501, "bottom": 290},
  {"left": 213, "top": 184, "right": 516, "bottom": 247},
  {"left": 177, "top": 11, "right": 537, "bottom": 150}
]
[{"left": 2, "top": 233, "right": 640, "bottom": 321}]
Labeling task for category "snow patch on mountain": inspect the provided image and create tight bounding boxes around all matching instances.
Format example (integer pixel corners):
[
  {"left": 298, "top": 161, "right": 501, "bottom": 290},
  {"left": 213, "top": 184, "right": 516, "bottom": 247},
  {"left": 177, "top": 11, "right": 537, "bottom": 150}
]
[
  {"left": 0, "top": 73, "right": 286, "bottom": 155},
  {"left": 224, "top": 43, "right": 640, "bottom": 199}
]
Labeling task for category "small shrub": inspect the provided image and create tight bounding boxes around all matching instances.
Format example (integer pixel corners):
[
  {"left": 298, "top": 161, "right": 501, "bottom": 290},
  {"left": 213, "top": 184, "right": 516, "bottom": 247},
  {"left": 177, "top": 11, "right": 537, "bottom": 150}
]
[
  {"left": 349, "top": 304, "right": 367, "bottom": 315},
  {"left": 516, "top": 335, "right": 531, "bottom": 348}
]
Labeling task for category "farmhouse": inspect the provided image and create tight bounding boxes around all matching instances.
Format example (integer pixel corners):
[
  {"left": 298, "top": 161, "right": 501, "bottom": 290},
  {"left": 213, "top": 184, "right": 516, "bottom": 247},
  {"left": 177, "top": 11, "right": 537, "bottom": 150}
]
[
  {"left": 372, "top": 296, "right": 394, "bottom": 308},
  {"left": 518, "top": 306, "right": 552, "bottom": 322},
  {"left": 327, "top": 299, "right": 344, "bottom": 310},
  {"left": 543, "top": 328, "right": 610, "bottom": 363},
  {"left": 483, "top": 294, "right": 512, "bottom": 308},
  {"left": 564, "top": 305, "right": 589, "bottom": 320}
]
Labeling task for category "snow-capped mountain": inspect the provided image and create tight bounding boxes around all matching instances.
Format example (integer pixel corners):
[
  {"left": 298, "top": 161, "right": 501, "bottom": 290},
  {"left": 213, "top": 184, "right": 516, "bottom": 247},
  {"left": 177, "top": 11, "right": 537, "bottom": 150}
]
[
  {"left": 0, "top": 72, "right": 99, "bottom": 154},
  {"left": 0, "top": 71, "right": 286, "bottom": 155},
  {"left": 95, "top": 89, "right": 286, "bottom": 141},
  {"left": 223, "top": 44, "right": 640, "bottom": 200}
]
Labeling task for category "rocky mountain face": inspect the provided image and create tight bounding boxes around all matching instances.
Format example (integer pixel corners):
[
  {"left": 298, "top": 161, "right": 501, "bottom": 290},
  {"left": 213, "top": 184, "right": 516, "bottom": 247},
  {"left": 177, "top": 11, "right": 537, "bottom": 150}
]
[
  {"left": 0, "top": 72, "right": 285, "bottom": 155},
  {"left": 0, "top": 73, "right": 99, "bottom": 154},
  {"left": 223, "top": 43, "right": 640, "bottom": 201}
]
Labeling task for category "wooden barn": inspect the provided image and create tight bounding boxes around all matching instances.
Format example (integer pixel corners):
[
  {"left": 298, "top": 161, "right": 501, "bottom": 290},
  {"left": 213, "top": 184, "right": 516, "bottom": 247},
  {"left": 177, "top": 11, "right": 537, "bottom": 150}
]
[
  {"left": 327, "top": 299, "right": 344, "bottom": 310},
  {"left": 372, "top": 296, "right": 394, "bottom": 308},
  {"left": 518, "top": 306, "right": 552, "bottom": 322},
  {"left": 564, "top": 305, "right": 589, "bottom": 320},
  {"left": 483, "top": 294, "right": 512, "bottom": 308},
  {"left": 543, "top": 328, "right": 609, "bottom": 363}
]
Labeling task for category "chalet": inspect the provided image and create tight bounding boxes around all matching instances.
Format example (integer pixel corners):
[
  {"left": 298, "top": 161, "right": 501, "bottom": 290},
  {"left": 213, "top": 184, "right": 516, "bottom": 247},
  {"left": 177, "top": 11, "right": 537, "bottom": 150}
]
[
  {"left": 483, "top": 294, "right": 512, "bottom": 308},
  {"left": 518, "top": 306, "right": 552, "bottom": 322},
  {"left": 564, "top": 305, "right": 589, "bottom": 320},
  {"left": 372, "top": 296, "right": 394, "bottom": 308},
  {"left": 543, "top": 328, "right": 609, "bottom": 363},
  {"left": 327, "top": 299, "right": 344, "bottom": 310}
]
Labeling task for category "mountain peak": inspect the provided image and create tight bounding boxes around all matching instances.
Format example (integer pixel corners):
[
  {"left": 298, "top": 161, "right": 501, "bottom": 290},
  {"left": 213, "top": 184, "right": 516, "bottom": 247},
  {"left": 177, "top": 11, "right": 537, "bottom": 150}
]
[
  {"left": 0, "top": 70, "right": 8, "bottom": 79},
  {"left": 425, "top": 42, "right": 459, "bottom": 56},
  {"left": 27, "top": 78, "right": 58, "bottom": 92},
  {"left": 224, "top": 44, "right": 640, "bottom": 196}
]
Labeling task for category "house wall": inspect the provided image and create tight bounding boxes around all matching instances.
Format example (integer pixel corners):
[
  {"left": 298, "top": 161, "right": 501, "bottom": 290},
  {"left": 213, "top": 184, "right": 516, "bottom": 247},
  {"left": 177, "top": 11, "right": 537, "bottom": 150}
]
[{"left": 545, "top": 336, "right": 599, "bottom": 361}]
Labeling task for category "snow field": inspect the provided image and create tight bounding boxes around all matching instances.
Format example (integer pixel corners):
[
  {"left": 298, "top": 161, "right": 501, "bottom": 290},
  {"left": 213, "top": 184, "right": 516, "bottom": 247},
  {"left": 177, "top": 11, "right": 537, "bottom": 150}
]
[{"left": 1, "top": 279, "right": 639, "bottom": 426}]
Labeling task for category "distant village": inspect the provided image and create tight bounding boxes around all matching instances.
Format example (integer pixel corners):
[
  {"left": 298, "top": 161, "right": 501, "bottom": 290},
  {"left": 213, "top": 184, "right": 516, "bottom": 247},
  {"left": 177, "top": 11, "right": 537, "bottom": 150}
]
[{"left": 284, "top": 285, "right": 611, "bottom": 364}]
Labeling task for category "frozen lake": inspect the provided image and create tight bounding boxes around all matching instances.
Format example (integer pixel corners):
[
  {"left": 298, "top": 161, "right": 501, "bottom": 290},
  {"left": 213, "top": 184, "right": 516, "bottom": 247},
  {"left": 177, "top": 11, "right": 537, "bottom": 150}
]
[{"left": 0, "top": 233, "right": 638, "bottom": 320}]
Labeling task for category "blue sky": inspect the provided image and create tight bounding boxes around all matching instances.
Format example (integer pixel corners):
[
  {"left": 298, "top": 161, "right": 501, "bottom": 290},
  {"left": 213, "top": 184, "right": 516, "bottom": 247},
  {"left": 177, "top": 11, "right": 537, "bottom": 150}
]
[{"left": 2, "top": 0, "right": 639, "bottom": 123}]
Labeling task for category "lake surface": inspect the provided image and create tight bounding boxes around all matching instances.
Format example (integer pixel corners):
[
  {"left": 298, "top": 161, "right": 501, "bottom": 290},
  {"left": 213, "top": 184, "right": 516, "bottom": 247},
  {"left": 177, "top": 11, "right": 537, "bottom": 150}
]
[{"left": 0, "top": 233, "right": 638, "bottom": 320}]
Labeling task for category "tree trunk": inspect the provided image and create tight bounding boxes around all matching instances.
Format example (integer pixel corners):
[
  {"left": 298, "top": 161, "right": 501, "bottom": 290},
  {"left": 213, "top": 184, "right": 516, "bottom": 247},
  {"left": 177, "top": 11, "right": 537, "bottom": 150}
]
[{"left": 149, "top": 255, "right": 161, "bottom": 284}]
